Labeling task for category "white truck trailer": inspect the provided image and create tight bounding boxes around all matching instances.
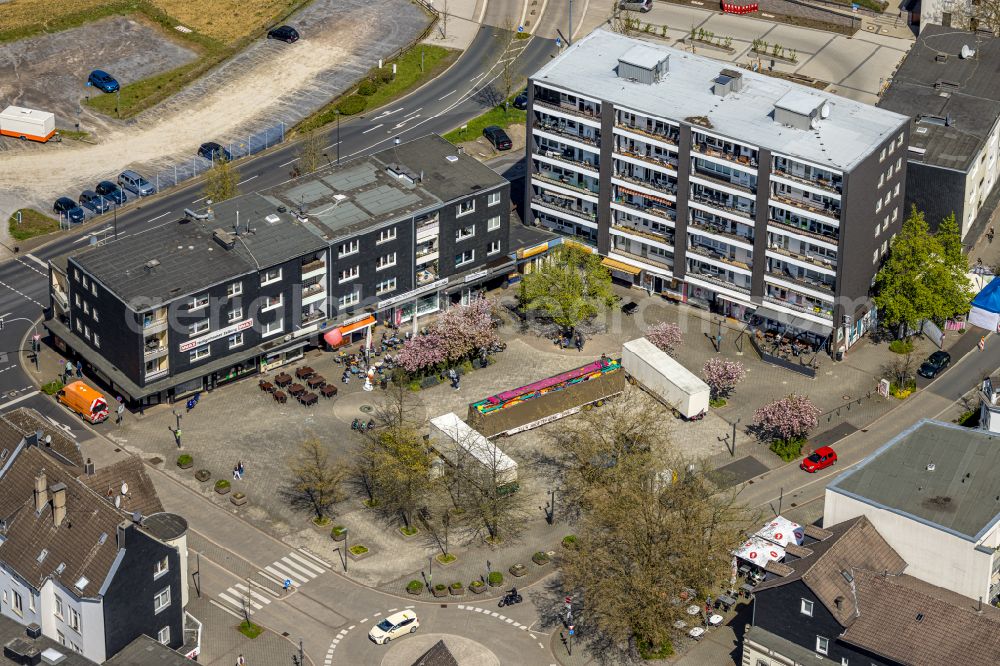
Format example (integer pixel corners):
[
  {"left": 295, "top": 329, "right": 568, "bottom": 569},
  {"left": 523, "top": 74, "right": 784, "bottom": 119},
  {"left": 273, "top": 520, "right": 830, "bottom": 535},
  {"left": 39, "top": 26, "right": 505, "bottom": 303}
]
[
  {"left": 0, "top": 106, "right": 55, "bottom": 142},
  {"left": 429, "top": 413, "right": 518, "bottom": 487},
  {"left": 621, "top": 337, "right": 710, "bottom": 419}
]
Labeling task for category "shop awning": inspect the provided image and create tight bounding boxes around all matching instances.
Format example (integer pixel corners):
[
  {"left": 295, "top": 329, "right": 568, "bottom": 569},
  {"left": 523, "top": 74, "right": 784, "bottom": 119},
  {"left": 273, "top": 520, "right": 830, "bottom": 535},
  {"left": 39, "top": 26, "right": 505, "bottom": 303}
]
[
  {"left": 755, "top": 516, "right": 804, "bottom": 547},
  {"left": 752, "top": 305, "right": 832, "bottom": 337},
  {"left": 340, "top": 315, "right": 376, "bottom": 335},
  {"left": 602, "top": 257, "right": 641, "bottom": 275},
  {"left": 733, "top": 535, "right": 786, "bottom": 567},
  {"left": 323, "top": 328, "right": 343, "bottom": 347}
]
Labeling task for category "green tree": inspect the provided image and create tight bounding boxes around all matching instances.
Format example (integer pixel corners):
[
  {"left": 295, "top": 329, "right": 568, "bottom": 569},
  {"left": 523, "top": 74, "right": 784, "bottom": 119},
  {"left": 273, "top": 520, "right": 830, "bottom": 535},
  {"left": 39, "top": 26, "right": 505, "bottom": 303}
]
[
  {"left": 518, "top": 244, "right": 616, "bottom": 333},
  {"left": 874, "top": 207, "right": 972, "bottom": 337},
  {"left": 361, "top": 425, "right": 434, "bottom": 530},
  {"left": 202, "top": 157, "right": 240, "bottom": 203}
]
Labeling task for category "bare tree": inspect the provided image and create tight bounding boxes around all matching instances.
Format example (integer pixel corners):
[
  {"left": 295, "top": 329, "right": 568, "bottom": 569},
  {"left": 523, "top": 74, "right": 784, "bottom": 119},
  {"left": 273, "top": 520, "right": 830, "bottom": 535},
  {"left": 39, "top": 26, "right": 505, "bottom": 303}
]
[
  {"left": 297, "top": 131, "right": 325, "bottom": 175},
  {"left": 451, "top": 431, "right": 530, "bottom": 544},
  {"left": 882, "top": 351, "right": 917, "bottom": 392},
  {"left": 284, "top": 439, "right": 346, "bottom": 522},
  {"left": 358, "top": 425, "right": 435, "bottom": 530}
]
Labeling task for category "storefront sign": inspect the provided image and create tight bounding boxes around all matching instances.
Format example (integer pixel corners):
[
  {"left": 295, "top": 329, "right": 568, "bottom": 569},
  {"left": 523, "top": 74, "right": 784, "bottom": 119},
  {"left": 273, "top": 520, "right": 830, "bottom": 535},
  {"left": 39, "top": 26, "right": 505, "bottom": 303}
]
[
  {"left": 377, "top": 278, "right": 449, "bottom": 309},
  {"left": 340, "top": 312, "right": 373, "bottom": 327},
  {"left": 179, "top": 319, "right": 254, "bottom": 352},
  {"left": 292, "top": 323, "right": 320, "bottom": 339},
  {"left": 463, "top": 269, "right": 490, "bottom": 283}
]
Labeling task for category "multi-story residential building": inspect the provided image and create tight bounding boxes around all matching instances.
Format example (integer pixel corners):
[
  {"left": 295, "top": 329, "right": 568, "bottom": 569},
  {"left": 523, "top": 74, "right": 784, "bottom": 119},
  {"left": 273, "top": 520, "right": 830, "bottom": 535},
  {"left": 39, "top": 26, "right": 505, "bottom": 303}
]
[
  {"left": 525, "top": 30, "right": 909, "bottom": 354},
  {"left": 46, "top": 135, "right": 511, "bottom": 407},
  {"left": 0, "top": 419, "right": 189, "bottom": 663},
  {"left": 879, "top": 25, "right": 1000, "bottom": 240},
  {"left": 746, "top": 515, "right": 1000, "bottom": 666},
  {"left": 824, "top": 419, "right": 1000, "bottom": 605},
  {"left": 978, "top": 375, "right": 1000, "bottom": 433}
]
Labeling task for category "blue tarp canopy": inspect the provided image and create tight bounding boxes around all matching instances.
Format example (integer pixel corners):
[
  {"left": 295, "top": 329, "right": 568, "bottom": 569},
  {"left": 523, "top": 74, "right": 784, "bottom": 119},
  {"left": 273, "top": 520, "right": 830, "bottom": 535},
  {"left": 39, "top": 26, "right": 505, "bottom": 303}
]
[{"left": 968, "top": 277, "right": 1000, "bottom": 331}]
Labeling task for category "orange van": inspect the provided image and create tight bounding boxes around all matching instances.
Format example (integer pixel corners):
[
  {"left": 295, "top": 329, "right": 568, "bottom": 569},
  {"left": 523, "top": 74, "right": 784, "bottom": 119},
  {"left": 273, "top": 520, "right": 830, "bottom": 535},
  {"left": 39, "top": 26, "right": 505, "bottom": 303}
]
[{"left": 57, "top": 381, "right": 109, "bottom": 424}]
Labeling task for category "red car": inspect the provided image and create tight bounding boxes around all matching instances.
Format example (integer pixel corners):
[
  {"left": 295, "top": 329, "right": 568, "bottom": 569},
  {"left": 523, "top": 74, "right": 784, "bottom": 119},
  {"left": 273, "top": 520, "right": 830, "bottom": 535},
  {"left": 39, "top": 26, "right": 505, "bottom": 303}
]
[{"left": 800, "top": 446, "right": 837, "bottom": 473}]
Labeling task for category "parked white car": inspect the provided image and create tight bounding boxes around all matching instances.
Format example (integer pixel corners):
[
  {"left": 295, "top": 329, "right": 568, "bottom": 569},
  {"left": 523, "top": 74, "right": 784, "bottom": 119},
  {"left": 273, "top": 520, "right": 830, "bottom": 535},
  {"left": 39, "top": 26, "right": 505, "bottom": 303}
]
[{"left": 368, "top": 610, "right": 419, "bottom": 644}]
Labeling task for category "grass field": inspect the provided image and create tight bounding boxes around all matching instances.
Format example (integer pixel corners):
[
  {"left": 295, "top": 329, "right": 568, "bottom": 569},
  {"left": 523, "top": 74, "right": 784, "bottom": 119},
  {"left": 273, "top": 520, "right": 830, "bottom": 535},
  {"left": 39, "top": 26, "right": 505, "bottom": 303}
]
[
  {"left": 443, "top": 105, "right": 525, "bottom": 143},
  {"left": 8, "top": 209, "right": 60, "bottom": 242},
  {"left": 0, "top": 0, "right": 302, "bottom": 44}
]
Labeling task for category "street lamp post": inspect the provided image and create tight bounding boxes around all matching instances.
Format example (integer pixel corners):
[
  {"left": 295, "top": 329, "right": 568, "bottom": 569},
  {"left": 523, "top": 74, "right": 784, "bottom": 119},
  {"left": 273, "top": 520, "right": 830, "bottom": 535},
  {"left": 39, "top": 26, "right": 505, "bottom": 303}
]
[
  {"left": 344, "top": 528, "right": 349, "bottom": 573},
  {"left": 335, "top": 110, "right": 341, "bottom": 165},
  {"left": 428, "top": 555, "right": 433, "bottom": 590},
  {"left": 112, "top": 200, "right": 118, "bottom": 239}
]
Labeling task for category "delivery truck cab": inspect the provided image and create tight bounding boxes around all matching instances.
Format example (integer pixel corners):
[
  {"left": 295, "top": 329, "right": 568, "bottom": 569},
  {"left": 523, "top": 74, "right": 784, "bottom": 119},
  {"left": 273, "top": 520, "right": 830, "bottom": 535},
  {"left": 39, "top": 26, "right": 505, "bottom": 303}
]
[
  {"left": 0, "top": 105, "right": 55, "bottom": 142},
  {"left": 57, "top": 381, "right": 109, "bottom": 424}
]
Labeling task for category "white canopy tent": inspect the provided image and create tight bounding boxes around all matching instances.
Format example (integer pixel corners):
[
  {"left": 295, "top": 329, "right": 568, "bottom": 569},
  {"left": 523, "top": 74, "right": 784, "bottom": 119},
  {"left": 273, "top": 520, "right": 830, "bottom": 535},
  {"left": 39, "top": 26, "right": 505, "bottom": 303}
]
[
  {"left": 733, "top": 536, "right": 786, "bottom": 568},
  {"left": 755, "top": 516, "right": 804, "bottom": 547}
]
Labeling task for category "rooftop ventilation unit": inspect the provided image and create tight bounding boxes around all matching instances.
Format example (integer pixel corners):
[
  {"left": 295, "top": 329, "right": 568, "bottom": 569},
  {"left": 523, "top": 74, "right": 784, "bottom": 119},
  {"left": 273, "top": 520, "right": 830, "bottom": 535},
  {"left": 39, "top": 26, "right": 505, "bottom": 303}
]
[
  {"left": 386, "top": 163, "right": 420, "bottom": 184},
  {"left": 617, "top": 45, "right": 669, "bottom": 84},
  {"left": 446, "top": 155, "right": 459, "bottom": 163},
  {"left": 144, "top": 259, "right": 161, "bottom": 271},
  {"left": 712, "top": 69, "right": 744, "bottom": 97},
  {"left": 926, "top": 462, "right": 936, "bottom": 471},
  {"left": 212, "top": 228, "right": 237, "bottom": 249},
  {"left": 935, "top": 53, "right": 948, "bottom": 62},
  {"left": 961, "top": 44, "right": 976, "bottom": 59},
  {"left": 774, "top": 91, "right": 827, "bottom": 131},
  {"left": 934, "top": 80, "right": 960, "bottom": 92},
  {"left": 265, "top": 213, "right": 281, "bottom": 224}
]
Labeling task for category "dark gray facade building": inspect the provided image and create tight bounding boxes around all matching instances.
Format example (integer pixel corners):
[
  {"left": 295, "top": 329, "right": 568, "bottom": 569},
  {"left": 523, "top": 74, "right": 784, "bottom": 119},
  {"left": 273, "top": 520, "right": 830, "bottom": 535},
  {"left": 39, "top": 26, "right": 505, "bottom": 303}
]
[
  {"left": 46, "top": 135, "right": 511, "bottom": 406},
  {"left": 878, "top": 25, "right": 1000, "bottom": 241},
  {"left": 525, "top": 30, "right": 910, "bottom": 354}
]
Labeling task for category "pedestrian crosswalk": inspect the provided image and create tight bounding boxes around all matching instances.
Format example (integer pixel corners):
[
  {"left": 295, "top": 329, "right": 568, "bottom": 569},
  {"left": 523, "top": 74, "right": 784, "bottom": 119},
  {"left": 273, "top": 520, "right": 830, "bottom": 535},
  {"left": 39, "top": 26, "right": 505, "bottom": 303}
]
[{"left": 213, "top": 549, "right": 330, "bottom": 615}]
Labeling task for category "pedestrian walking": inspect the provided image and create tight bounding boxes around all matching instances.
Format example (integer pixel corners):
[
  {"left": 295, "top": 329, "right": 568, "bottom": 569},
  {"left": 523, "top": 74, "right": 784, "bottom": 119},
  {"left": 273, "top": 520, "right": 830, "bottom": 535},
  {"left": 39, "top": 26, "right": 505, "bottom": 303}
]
[
  {"left": 448, "top": 367, "right": 459, "bottom": 390},
  {"left": 990, "top": 226, "right": 996, "bottom": 244},
  {"left": 238, "top": 460, "right": 245, "bottom": 478},
  {"left": 64, "top": 361, "right": 74, "bottom": 383},
  {"left": 115, "top": 399, "right": 125, "bottom": 425},
  {"left": 236, "top": 655, "right": 246, "bottom": 666},
  {"left": 173, "top": 428, "right": 182, "bottom": 447},
  {"left": 75, "top": 360, "right": 82, "bottom": 378}
]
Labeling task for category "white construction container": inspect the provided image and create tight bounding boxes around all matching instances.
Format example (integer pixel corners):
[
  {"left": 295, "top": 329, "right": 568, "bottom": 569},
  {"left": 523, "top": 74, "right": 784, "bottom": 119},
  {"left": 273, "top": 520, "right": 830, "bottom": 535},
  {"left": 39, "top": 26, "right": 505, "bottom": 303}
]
[
  {"left": 429, "top": 412, "right": 518, "bottom": 486},
  {"left": 0, "top": 105, "right": 55, "bottom": 142},
  {"left": 621, "top": 337, "right": 710, "bottom": 419}
]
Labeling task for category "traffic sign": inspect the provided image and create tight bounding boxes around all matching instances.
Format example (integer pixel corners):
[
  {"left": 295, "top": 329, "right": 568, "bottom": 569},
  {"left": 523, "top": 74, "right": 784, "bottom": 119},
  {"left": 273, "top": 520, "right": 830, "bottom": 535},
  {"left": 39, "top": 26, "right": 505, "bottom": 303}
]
[
  {"left": 518, "top": 25, "right": 524, "bottom": 33},
  {"left": 568, "top": 626, "right": 575, "bottom": 635},
  {"left": 555, "top": 37, "right": 562, "bottom": 47},
  {"left": 283, "top": 579, "right": 292, "bottom": 591}
]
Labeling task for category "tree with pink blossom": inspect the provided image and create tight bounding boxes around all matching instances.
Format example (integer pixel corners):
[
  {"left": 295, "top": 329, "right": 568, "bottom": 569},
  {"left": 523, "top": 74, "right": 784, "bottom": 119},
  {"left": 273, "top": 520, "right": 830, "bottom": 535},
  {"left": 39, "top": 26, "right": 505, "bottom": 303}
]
[
  {"left": 396, "top": 332, "right": 446, "bottom": 374},
  {"left": 702, "top": 358, "right": 745, "bottom": 403},
  {"left": 435, "top": 298, "right": 501, "bottom": 362},
  {"left": 645, "top": 322, "right": 683, "bottom": 357},
  {"left": 753, "top": 394, "right": 821, "bottom": 461}
]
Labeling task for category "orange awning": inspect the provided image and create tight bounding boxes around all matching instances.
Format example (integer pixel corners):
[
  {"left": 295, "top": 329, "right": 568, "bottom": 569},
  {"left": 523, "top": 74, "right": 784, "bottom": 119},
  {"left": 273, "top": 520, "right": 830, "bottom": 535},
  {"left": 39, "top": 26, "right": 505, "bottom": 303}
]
[
  {"left": 602, "top": 257, "right": 641, "bottom": 275},
  {"left": 339, "top": 315, "right": 376, "bottom": 335}
]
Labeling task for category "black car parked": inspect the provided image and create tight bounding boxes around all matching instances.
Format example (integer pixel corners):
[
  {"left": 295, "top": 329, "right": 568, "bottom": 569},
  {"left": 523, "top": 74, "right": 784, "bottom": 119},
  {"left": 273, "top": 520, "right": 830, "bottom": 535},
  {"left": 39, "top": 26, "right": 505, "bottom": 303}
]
[
  {"left": 96, "top": 180, "right": 128, "bottom": 205},
  {"left": 53, "top": 197, "right": 85, "bottom": 223},
  {"left": 79, "top": 190, "right": 112, "bottom": 214},
  {"left": 513, "top": 89, "right": 528, "bottom": 110},
  {"left": 483, "top": 125, "right": 512, "bottom": 151},
  {"left": 198, "top": 142, "right": 232, "bottom": 162},
  {"left": 267, "top": 25, "right": 300, "bottom": 42},
  {"left": 918, "top": 350, "right": 951, "bottom": 378}
]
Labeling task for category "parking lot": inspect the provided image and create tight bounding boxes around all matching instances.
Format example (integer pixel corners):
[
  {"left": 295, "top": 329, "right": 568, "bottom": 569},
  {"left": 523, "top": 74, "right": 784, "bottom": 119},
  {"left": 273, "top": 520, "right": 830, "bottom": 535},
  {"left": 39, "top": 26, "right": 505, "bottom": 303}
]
[
  {"left": 640, "top": 3, "right": 913, "bottom": 104},
  {"left": 0, "top": 15, "right": 198, "bottom": 145}
]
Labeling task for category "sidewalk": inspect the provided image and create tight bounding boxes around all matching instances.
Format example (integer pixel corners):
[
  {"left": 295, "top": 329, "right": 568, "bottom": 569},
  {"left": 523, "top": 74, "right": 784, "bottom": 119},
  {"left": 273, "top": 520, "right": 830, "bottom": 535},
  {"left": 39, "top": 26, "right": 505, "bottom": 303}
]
[{"left": 422, "top": 0, "right": 486, "bottom": 50}]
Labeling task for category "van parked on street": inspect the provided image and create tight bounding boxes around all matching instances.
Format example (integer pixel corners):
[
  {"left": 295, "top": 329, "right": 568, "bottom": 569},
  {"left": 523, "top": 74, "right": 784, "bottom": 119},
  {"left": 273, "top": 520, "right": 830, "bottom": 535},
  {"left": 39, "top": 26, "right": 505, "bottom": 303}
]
[{"left": 118, "top": 170, "right": 156, "bottom": 196}]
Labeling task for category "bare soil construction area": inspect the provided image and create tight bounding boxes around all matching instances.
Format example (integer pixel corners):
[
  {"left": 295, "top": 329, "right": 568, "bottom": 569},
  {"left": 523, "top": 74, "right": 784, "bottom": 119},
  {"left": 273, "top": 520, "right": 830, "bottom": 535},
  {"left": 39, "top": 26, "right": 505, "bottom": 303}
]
[{"left": 0, "top": 0, "right": 431, "bottom": 229}]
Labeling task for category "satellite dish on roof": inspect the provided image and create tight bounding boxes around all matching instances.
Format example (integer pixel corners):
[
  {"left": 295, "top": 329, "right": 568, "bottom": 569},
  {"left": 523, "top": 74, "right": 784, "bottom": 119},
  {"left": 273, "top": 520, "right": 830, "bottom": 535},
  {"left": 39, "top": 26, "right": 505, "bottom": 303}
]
[
  {"left": 114, "top": 496, "right": 121, "bottom": 509},
  {"left": 821, "top": 103, "right": 831, "bottom": 119},
  {"left": 120, "top": 482, "right": 128, "bottom": 496},
  {"left": 961, "top": 44, "right": 976, "bottom": 59}
]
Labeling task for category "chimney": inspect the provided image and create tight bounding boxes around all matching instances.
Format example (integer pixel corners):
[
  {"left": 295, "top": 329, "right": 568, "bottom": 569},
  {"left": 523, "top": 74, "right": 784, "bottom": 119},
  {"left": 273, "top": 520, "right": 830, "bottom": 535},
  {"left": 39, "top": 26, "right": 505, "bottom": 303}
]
[
  {"left": 116, "top": 523, "right": 127, "bottom": 549},
  {"left": 84, "top": 458, "right": 95, "bottom": 476},
  {"left": 33, "top": 472, "right": 48, "bottom": 513},
  {"left": 50, "top": 483, "right": 67, "bottom": 527}
]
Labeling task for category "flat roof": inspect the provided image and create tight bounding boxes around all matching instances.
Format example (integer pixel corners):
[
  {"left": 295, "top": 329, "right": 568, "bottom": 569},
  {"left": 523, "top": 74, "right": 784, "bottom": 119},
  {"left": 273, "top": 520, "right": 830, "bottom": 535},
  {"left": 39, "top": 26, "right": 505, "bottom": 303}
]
[
  {"left": 828, "top": 419, "right": 1000, "bottom": 541},
  {"left": 879, "top": 25, "right": 1000, "bottom": 172},
  {"left": 532, "top": 30, "right": 908, "bottom": 171}
]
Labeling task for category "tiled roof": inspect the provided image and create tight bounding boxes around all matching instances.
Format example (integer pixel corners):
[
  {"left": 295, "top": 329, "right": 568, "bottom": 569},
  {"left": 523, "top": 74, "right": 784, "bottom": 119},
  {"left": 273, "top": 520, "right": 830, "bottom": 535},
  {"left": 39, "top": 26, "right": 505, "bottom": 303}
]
[
  {"left": 104, "top": 635, "right": 192, "bottom": 666},
  {"left": 843, "top": 570, "right": 1000, "bottom": 666},
  {"left": 0, "top": 446, "right": 123, "bottom": 596},
  {"left": 78, "top": 457, "right": 164, "bottom": 519},
  {"left": 0, "top": 408, "right": 84, "bottom": 469},
  {"left": 0, "top": 613, "right": 95, "bottom": 665},
  {"left": 411, "top": 639, "right": 459, "bottom": 666},
  {"left": 754, "top": 516, "right": 906, "bottom": 624}
]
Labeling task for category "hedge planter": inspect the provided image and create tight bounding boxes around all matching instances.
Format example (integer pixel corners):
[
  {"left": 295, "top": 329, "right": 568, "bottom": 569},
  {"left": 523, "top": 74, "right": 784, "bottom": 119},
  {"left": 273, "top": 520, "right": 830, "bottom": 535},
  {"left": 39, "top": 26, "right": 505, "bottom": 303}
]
[
  {"left": 432, "top": 584, "right": 449, "bottom": 598},
  {"left": 449, "top": 582, "right": 465, "bottom": 596},
  {"left": 435, "top": 553, "right": 457, "bottom": 567},
  {"left": 195, "top": 469, "right": 211, "bottom": 483},
  {"left": 561, "top": 535, "right": 578, "bottom": 549},
  {"left": 176, "top": 454, "right": 193, "bottom": 469},
  {"left": 406, "top": 580, "right": 424, "bottom": 595},
  {"left": 230, "top": 491, "right": 247, "bottom": 506},
  {"left": 509, "top": 563, "right": 527, "bottom": 577},
  {"left": 488, "top": 571, "right": 504, "bottom": 587},
  {"left": 331, "top": 526, "right": 347, "bottom": 542},
  {"left": 469, "top": 580, "right": 486, "bottom": 594},
  {"left": 532, "top": 551, "right": 551, "bottom": 566},
  {"left": 214, "top": 479, "right": 231, "bottom": 495},
  {"left": 348, "top": 544, "right": 372, "bottom": 561},
  {"left": 399, "top": 526, "right": 419, "bottom": 538},
  {"left": 688, "top": 37, "right": 735, "bottom": 54}
]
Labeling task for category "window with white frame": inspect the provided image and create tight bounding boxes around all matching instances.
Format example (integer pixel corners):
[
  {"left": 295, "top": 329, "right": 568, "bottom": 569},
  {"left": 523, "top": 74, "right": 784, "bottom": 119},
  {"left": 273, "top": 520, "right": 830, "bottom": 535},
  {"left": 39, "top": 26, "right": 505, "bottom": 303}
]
[
  {"left": 456, "top": 199, "right": 475, "bottom": 217},
  {"left": 878, "top": 172, "right": 884, "bottom": 188},
  {"left": 74, "top": 294, "right": 81, "bottom": 307},
  {"left": 261, "top": 268, "right": 282, "bottom": 285},
  {"left": 81, "top": 275, "right": 88, "bottom": 288},
  {"left": 93, "top": 333, "right": 100, "bottom": 348},
  {"left": 74, "top": 269, "right": 80, "bottom": 282},
  {"left": 262, "top": 294, "right": 283, "bottom": 311},
  {"left": 892, "top": 207, "right": 899, "bottom": 223},
  {"left": 875, "top": 198, "right": 882, "bottom": 213},
  {"left": 874, "top": 224, "right": 880, "bottom": 239},
  {"left": 338, "top": 239, "right": 359, "bottom": 257},
  {"left": 188, "top": 318, "right": 210, "bottom": 336},
  {"left": 82, "top": 301, "right": 90, "bottom": 315},
  {"left": 228, "top": 332, "right": 244, "bottom": 349},
  {"left": 75, "top": 319, "right": 82, "bottom": 333},
  {"left": 488, "top": 240, "right": 501, "bottom": 255},
  {"left": 376, "top": 252, "right": 397, "bottom": 271},
  {"left": 873, "top": 249, "right": 879, "bottom": 264},
  {"left": 84, "top": 325, "right": 91, "bottom": 340},
  {"left": 815, "top": 636, "right": 829, "bottom": 655},
  {"left": 92, "top": 308, "right": 98, "bottom": 322},
  {"left": 339, "top": 290, "right": 360, "bottom": 308},
  {"left": 879, "top": 147, "right": 887, "bottom": 162},
  {"left": 488, "top": 191, "right": 501, "bottom": 206},
  {"left": 189, "top": 293, "right": 209, "bottom": 311},
  {"left": 227, "top": 281, "right": 243, "bottom": 298},
  {"left": 800, "top": 599, "right": 814, "bottom": 617},
  {"left": 456, "top": 224, "right": 475, "bottom": 241},
  {"left": 487, "top": 215, "right": 501, "bottom": 232},
  {"left": 893, "top": 182, "right": 900, "bottom": 197},
  {"left": 54, "top": 596, "right": 64, "bottom": 620},
  {"left": 57, "top": 631, "right": 65, "bottom": 646},
  {"left": 68, "top": 608, "right": 81, "bottom": 632},
  {"left": 158, "top": 626, "right": 171, "bottom": 645},
  {"left": 376, "top": 278, "right": 397, "bottom": 295},
  {"left": 189, "top": 344, "right": 211, "bottom": 362},
  {"left": 338, "top": 266, "right": 359, "bottom": 283},
  {"left": 153, "top": 587, "right": 171, "bottom": 614},
  {"left": 12, "top": 591, "right": 23, "bottom": 616},
  {"left": 897, "top": 133, "right": 904, "bottom": 148},
  {"left": 154, "top": 556, "right": 169, "bottom": 579},
  {"left": 455, "top": 249, "right": 475, "bottom": 267},
  {"left": 228, "top": 306, "right": 243, "bottom": 323},
  {"left": 90, "top": 282, "right": 96, "bottom": 297},
  {"left": 377, "top": 227, "right": 396, "bottom": 244},
  {"left": 896, "top": 157, "right": 902, "bottom": 171},
  {"left": 262, "top": 318, "right": 284, "bottom": 337}
]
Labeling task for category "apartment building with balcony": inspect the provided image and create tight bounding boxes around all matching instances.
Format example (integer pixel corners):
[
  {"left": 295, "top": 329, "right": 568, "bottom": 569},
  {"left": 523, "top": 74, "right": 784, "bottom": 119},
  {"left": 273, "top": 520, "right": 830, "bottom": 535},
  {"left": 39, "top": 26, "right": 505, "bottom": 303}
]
[
  {"left": 46, "top": 135, "right": 510, "bottom": 407},
  {"left": 525, "top": 30, "right": 909, "bottom": 354}
]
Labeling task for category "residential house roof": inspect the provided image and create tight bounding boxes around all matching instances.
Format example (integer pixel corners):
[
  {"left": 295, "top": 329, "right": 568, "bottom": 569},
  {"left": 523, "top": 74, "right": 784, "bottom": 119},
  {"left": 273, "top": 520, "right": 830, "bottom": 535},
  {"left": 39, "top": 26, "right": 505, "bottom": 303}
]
[
  {"left": 104, "top": 635, "right": 193, "bottom": 666},
  {"left": 410, "top": 639, "right": 460, "bottom": 666},
  {"left": 1, "top": 407, "right": 85, "bottom": 469},
  {"left": 78, "top": 456, "right": 164, "bottom": 519},
  {"left": 0, "top": 613, "right": 94, "bottom": 666}
]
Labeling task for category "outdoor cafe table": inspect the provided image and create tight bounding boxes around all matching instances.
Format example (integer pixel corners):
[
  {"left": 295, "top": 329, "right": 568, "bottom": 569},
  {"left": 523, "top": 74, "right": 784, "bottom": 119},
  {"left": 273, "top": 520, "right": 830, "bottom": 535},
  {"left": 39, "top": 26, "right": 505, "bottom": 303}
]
[
  {"left": 321, "top": 385, "right": 338, "bottom": 398},
  {"left": 688, "top": 627, "right": 705, "bottom": 640},
  {"left": 307, "top": 375, "right": 326, "bottom": 389},
  {"left": 708, "top": 614, "right": 724, "bottom": 627},
  {"left": 686, "top": 605, "right": 700, "bottom": 616},
  {"left": 740, "top": 583, "right": 755, "bottom": 598},
  {"left": 716, "top": 594, "right": 737, "bottom": 610},
  {"left": 299, "top": 392, "right": 318, "bottom": 406},
  {"left": 274, "top": 373, "right": 293, "bottom": 387},
  {"left": 296, "top": 366, "right": 314, "bottom": 380},
  {"left": 288, "top": 383, "right": 305, "bottom": 397}
]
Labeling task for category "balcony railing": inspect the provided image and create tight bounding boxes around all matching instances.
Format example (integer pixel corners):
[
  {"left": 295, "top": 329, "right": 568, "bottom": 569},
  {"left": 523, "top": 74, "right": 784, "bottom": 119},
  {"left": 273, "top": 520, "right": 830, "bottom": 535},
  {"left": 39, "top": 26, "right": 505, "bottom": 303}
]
[
  {"left": 142, "top": 317, "right": 168, "bottom": 333},
  {"left": 692, "top": 143, "right": 758, "bottom": 168},
  {"left": 614, "top": 197, "right": 675, "bottom": 222},
  {"left": 533, "top": 99, "right": 600, "bottom": 121},
  {"left": 301, "top": 259, "right": 325, "bottom": 274},
  {"left": 143, "top": 345, "right": 168, "bottom": 361},
  {"left": 532, "top": 196, "right": 597, "bottom": 223},
  {"left": 690, "top": 192, "right": 754, "bottom": 219},
  {"left": 145, "top": 368, "right": 169, "bottom": 381},
  {"left": 614, "top": 121, "right": 679, "bottom": 147},
  {"left": 767, "top": 245, "right": 837, "bottom": 271},
  {"left": 767, "top": 269, "right": 835, "bottom": 294},
  {"left": 765, "top": 295, "right": 833, "bottom": 318},
  {"left": 612, "top": 223, "right": 674, "bottom": 246},
  {"left": 686, "top": 268, "right": 751, "bottom": 294},
  {"left": 533, "top": 121, "right": 599, "bottom": 147},
  {"left": 611, "top": 247, "right": 673, "bottom": 271},
  {"left": 534, "top": 172, "right": 599, "bottom": 196},
  {"left": 691, "top": 167, "right": 756, "bottom": 195},
  {"left": 772, "top": 167, "right": 842, "bottom": 195},
  {"left": 416, "top": 269, "right": 439, "bottom": 286},
  {"left": 689, "top": 221, "right": 754, "bottom": 247},
  {"left": 539, "top": 148, "right": 599, "bottom": 173},
  {"left": 301, "top": 309, "right": 326, "bottom": 325},
  {"left": 687, "top": 245, "right": 751, "bottom": 271},
  {"left": 416, "top": 244, "right": 439, "bottom": 258},
  {"left": 617, "top": 148, "right": 678, "bottom": 171},
  {"left": 772, "top": 193, "right": 841, "bottom": 219},
  {"left": 302, "top": 283, "right": 326, "bottom": 297},
  {"left": 769, "top": 217, "right": 839, "bottom": 244},
  {"left": 615, "top": 173, "right": 677, "bottom": 197}
]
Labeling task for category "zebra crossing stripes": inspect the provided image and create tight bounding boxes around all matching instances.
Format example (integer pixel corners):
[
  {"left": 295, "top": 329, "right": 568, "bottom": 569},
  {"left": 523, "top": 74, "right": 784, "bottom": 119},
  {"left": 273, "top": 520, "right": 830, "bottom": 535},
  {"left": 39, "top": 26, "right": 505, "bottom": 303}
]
[
  {"left": 215, "top": 549, "right": 329, "bottom": 614},
  {"left": 216, "top": 582, "right": 274, "bottom": 615},
  {"left": 260, "top": 550, "right": 329, "bottom": 588}
]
